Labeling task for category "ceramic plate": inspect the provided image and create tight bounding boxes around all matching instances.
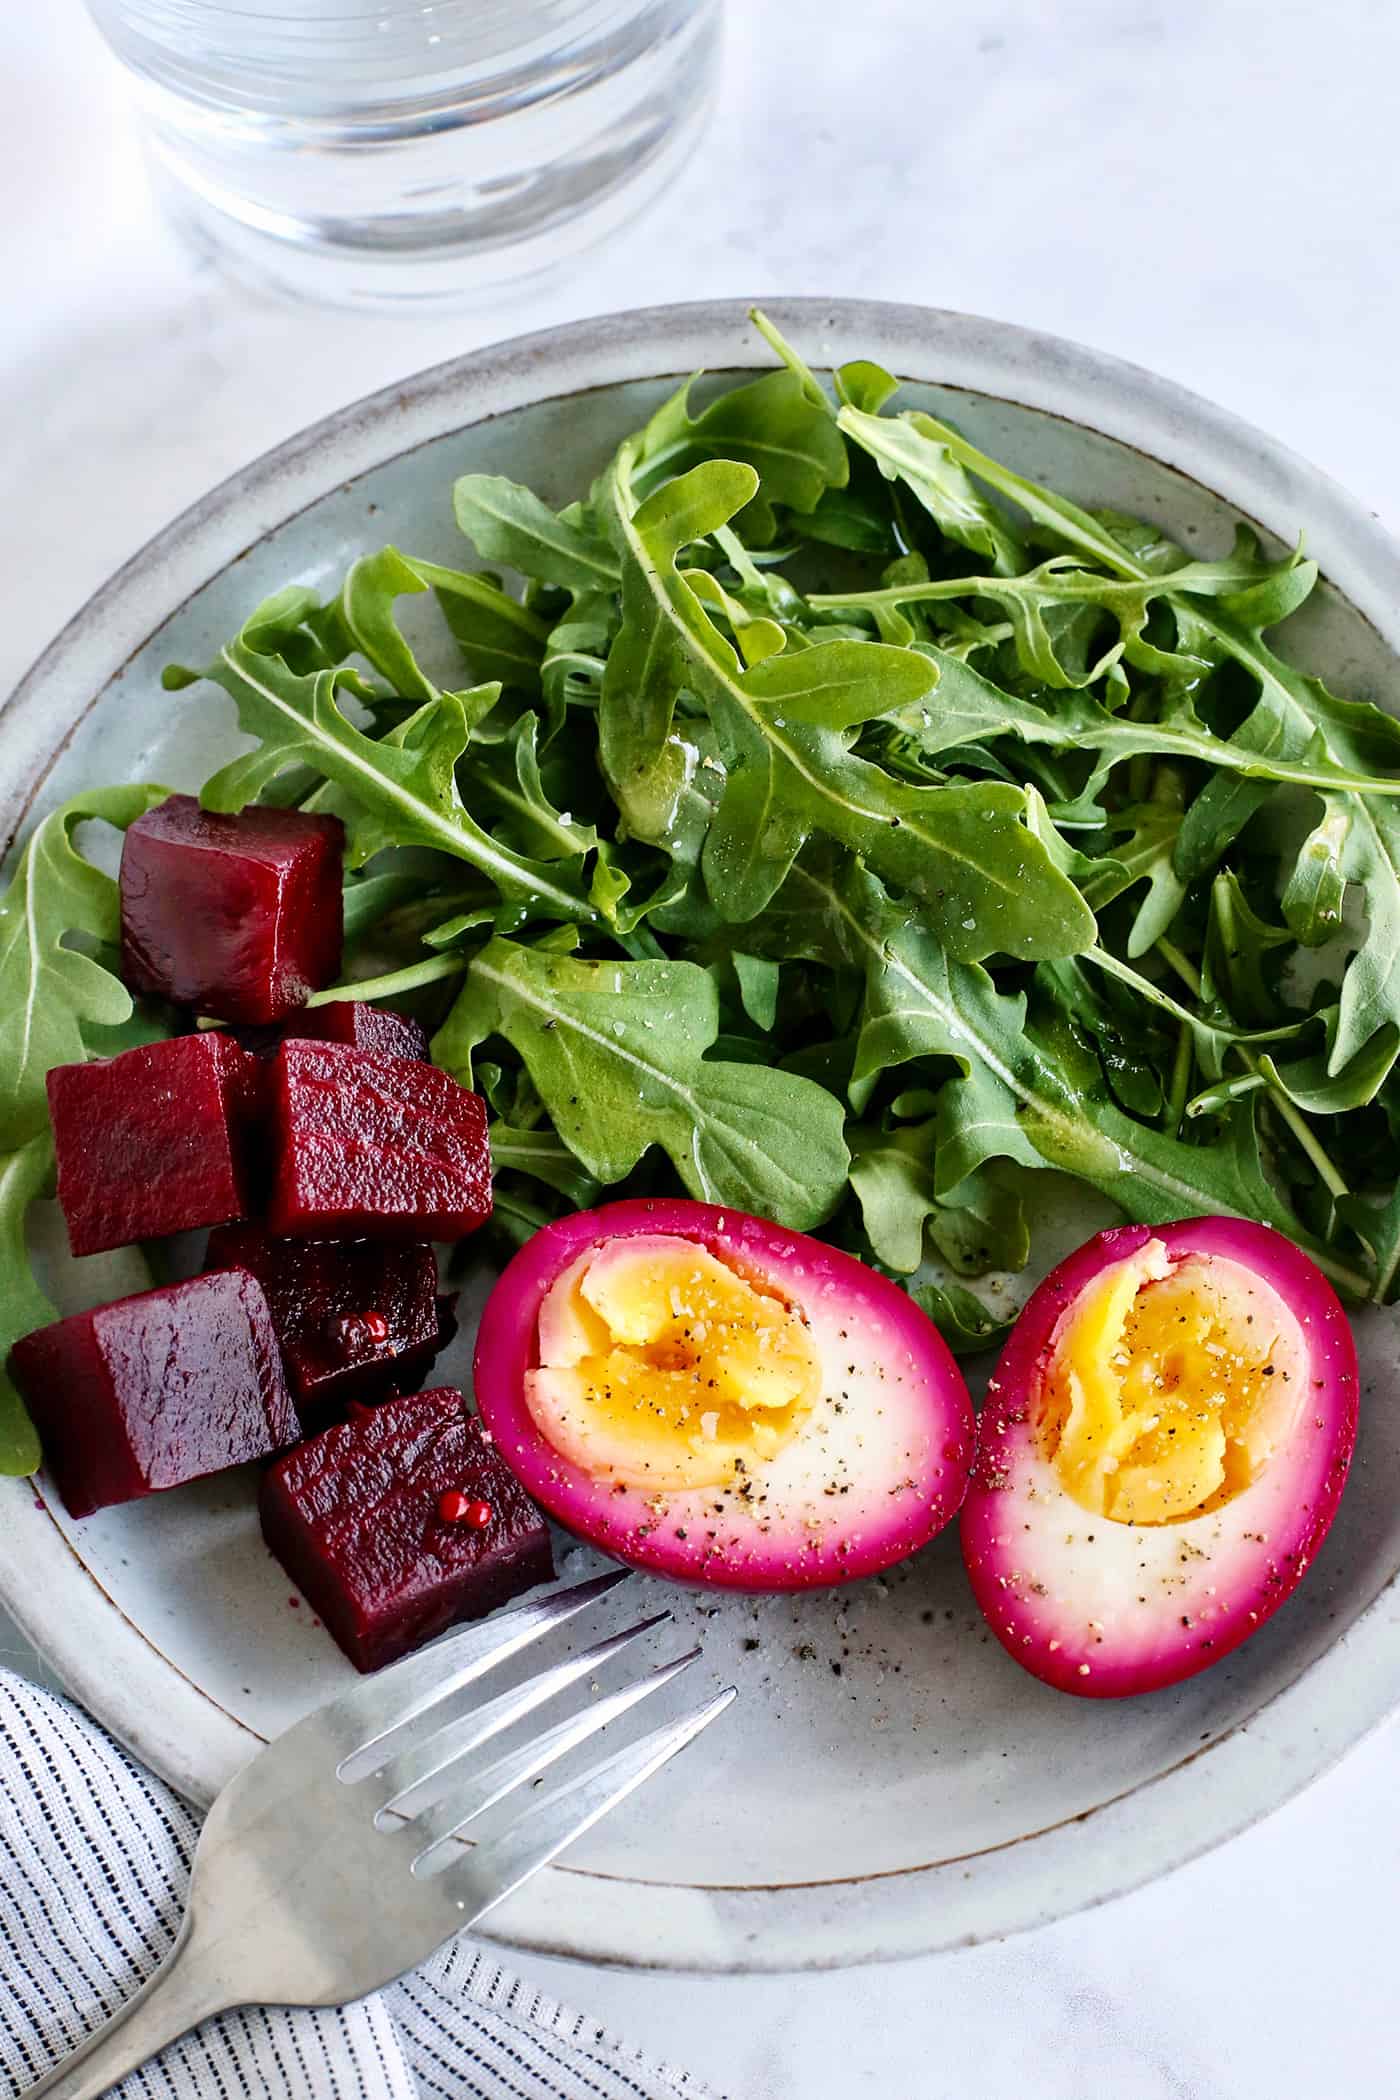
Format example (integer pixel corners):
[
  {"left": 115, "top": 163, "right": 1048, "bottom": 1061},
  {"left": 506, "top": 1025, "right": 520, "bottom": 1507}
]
[{"left": 4, "top": 299, "right": 1400, "bottom": 1975}]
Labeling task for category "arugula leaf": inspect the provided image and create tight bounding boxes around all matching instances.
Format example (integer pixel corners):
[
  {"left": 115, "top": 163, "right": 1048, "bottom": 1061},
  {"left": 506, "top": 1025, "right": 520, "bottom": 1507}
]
[
  {"left": 632, "top": 369, "right": 848, "bottom": 513},
  {"left": 1253, "top": 1028, "right": 1400, "bottom": 1116},
  {"left": 0, "top": 1134, "right": 54, "bottom": 1474},
  {"left": 1187, "top": 1027, "right": 1400, "bottom": 1122},
  {"left": 273, "top": 548, "right": 508, "bottom": 746},
  {"left": 882, "top": 405, "right": 1400, "bottom": 1072},
  {"left": 452, "top": 475, "right": 620, "bottom": 592},
  {"left": 796, "top": 483, "right": 898, "bottom": 555},
  {"left": 1282, "top": 797, "right": 1349, "bottom": 946},
  {"left": 0, "top": 785, "right": 169, "bottom": 1150},
  {"left": 541, "top": 592, "right": 613, "bottom": 733},
  {"left": 171, "top": 609, "right": 597, "bottom": 926},
  {"left": 335, "top": 548, "right": 448, "bottom": 705},
  {"left": 341, "top": 869, "right": 447, "bottom": 947},
  {"left": 926, "top": 1163, "right": 1029, "bottom": 1275},
  {"left": 909, "top": 1279, "right": 1014, "bottom": 1357},
  {"left": 1079, "top": 781, "right": 1187, "bottom": 958},
  {"left": 600, "top": 451, "right": 1095, "bottom": 951},
  {"left": 433, "top": 939, "right": 850, "bottom": 1228},
  {"left": 458, "top": 715, "right": 598, "bottom": 863},
  {"left": 1312, "top": 796, "right": 1400, "bottom": 1067},
  {"left": 701, "top": 711, "right": 1090, "bottom": 947},
  {"left": 849, "top": 1123, "right": 1027, "bottom": 1277},
  {"left": 848, "top": 1121, "right": 939, "bottom": 1271},
  {"left": 838, "top": 404, "right": 1025, "bottom": 573},
  {"left": 488, "top": 1123, "right": 602, "bottom": 1208},
  {"left": 777, "top": 855, "right": 1366, "bottom": 1291},
  {"left": 1077, "top": 948, "right": 1306, "bottom": 1080},
  {"left": 731, "top": 951, "right": 780, "bottom": 1031},
  {"left": 1037, "top": 957, "right": 1166, "bottom": 1120},
  {"left": 1200, "top": 871, "right": 1294, "bottom": 1027},
  {"left": 1341, "top": 1184, "right": 1400, "bottom": 1304},
  {"left": 824, "top": 600, "right": 1400, "bottom": 801},
  {"left": 834, "top": 358, "right": 901, "bottom": 417},
  {"left": 487, "top": 1185, "right": 559, "bottom": 1253},
  {"left": 596, "top": 449, "right": 756, "bottom": 789},
  {"left": 410, "top": 557, "right": 549, "bottom": 694}
]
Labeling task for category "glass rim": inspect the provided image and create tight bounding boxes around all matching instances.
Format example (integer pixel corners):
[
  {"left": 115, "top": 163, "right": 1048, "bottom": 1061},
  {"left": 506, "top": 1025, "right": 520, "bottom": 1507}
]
[{"left": 88, "top": 0, "right": 646, "bottom": 22}]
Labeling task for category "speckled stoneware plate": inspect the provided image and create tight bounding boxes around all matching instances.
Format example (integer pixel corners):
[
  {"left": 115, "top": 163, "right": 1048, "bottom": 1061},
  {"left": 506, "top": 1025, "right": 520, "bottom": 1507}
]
[{"left": 4, "top": 299, "right": 1400, "bottom": 1975}]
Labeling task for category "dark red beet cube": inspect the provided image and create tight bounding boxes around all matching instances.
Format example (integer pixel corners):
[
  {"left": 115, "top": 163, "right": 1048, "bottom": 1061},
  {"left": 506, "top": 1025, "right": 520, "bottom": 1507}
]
[
  {"left": 284, "top": 1002, "right": 429, "bottom": 1062},
  {"left": 11, "top": 1270, "right": 296, "bottom": 1520},
  {"left": 205, "top": 1225, "right": 442, "bottom": 1426},
  {"left": 267, "top": 1042, "right": 492, "bottom": 1242},
  {"left": 121, "top": 795, "right": 344, "bottom": 1024},
  {"left": 434, "top": 1292, "right": 460, "bottom": 1357},
  {"left": 48, "top": 1032, "right": 262, "bottom": 1258},
  {"left": 228, "top": 1002, "right": 428, "bottom": 1065},
  {"left": 259, "top": 1387, "right": 554, "bottom": 1671}
]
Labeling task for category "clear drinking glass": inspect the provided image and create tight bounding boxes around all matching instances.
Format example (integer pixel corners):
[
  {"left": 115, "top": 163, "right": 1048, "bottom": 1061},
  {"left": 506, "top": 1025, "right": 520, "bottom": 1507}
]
[{"left": 84, "top": 0, "right": 723, "bottom": 309}]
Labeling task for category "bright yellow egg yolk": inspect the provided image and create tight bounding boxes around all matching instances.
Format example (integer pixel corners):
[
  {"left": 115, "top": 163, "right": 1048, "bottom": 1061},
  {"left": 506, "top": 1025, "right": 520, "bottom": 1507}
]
[
  {"left": 524, "top": 1235, "right": 821, "bottom": 1491},
  {"left": 1036, "top": 1238, "right": 1306, "bottom": 1525}
]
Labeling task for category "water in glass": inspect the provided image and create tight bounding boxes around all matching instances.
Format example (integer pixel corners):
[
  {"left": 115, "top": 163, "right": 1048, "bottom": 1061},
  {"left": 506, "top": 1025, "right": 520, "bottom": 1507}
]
[{"left": 84, "top": 0, "right": 723, "bottom": 308}]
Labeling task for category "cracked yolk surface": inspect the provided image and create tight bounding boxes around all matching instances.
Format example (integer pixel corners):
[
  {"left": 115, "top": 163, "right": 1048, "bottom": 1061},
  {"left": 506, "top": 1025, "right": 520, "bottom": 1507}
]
[
  {"left": 1036, "top": 1238, "right": 1307, "bottom": 1524},
  {"left": 524, "top": 1234, "right": 821, "bottom": 1490}
]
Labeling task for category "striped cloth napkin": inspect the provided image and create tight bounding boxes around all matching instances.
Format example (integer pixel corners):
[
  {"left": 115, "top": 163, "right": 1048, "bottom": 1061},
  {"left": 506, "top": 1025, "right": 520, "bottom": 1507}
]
[{"left": 0, "top": 1670, "right": 715, "bottom": 2100}]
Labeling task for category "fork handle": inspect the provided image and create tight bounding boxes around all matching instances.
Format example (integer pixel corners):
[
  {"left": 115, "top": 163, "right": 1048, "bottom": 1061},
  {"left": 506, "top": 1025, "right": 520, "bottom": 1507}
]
[{"left": 18, "top": 1919, "right": 233, "bottom": 2100}]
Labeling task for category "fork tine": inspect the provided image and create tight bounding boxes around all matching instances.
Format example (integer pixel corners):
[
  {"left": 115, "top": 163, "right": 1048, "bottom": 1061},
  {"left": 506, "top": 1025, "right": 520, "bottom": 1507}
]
[
  {"left": 377, "top": 1611, "right": 674, "bottom": 1821},
  {"left": 408, "top": 1646, "right": 703, "bottom": 1874},
  {"left": 436, "top": 1685, "right": 738, "bottom": 1924},
  {"left": 334, "top": 1568, "right": 630, "bottom": 1781}
]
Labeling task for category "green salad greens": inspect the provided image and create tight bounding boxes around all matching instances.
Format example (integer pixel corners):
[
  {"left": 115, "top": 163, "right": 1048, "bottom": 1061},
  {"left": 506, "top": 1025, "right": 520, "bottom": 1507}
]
[{"left": 4, "top": 310, "right": 1399, "bottom": 1470}]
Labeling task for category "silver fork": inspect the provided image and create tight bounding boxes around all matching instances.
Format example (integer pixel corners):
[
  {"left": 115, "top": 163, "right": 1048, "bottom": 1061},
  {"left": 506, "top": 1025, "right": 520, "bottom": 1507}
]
[{"left": 24, "top": 1570, "right": 733, "bottom": 2100}]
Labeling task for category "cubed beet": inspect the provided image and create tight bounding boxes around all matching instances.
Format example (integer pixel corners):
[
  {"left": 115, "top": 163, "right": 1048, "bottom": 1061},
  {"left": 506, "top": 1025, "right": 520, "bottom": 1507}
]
[
  {"left": 11, "top": 1270, "right": 296, "bottom": 1519},
  {"left": 205, "top": 1224, "right": 442, "bottom": 1425},
  {"left": 259, "top": 1387, "right": 555, "bottom": 1671},
  {"left": 48, "top": 1032, "right": 262, "bottom": 1257},
  {"left": 121, "top": 795, "right": 344, "bottom": 1024},
  {"left": 434, "top": 1292, "right": 460, "bottom": 1357},
  {"left": 267, "top": 1042, "right": 492, "bottom": 1242},
  {"left": 285, "top": 1002, "right": 429, "bottom": 1062},
  {"left": 227, "top": 1002, "right": 429, "bottom": 1065}
]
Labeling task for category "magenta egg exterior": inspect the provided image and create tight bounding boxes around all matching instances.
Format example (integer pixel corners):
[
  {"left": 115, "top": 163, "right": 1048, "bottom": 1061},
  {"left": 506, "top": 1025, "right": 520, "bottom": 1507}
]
[
  {"left": 961, "top": 1218, "right": 1360, "bottom": 1698},
  {"left": 473, "top": 1198, "right": 977, "bottom": 1590}
]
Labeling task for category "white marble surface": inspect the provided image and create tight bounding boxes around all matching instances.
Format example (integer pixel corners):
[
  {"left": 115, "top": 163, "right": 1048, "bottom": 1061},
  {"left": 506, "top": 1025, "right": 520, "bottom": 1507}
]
[{"left": 5, "top": 1, "right": 1400, "bottom": 2093}]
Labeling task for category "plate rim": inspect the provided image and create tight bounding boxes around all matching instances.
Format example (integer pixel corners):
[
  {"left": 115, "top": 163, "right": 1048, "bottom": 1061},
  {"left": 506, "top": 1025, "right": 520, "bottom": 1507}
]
[{"left": 4, "top": 294, "right": 1400, "bottom": 1972}]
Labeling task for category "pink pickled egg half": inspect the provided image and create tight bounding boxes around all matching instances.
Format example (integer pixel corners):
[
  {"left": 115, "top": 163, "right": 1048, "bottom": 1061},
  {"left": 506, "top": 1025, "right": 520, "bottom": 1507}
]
[
  {"left": 473, "top": 1198, "right": 975, "bottom": 1590},
  {"left": 961, "top": 1217, "right": 1358, "bottom": 1697}
]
